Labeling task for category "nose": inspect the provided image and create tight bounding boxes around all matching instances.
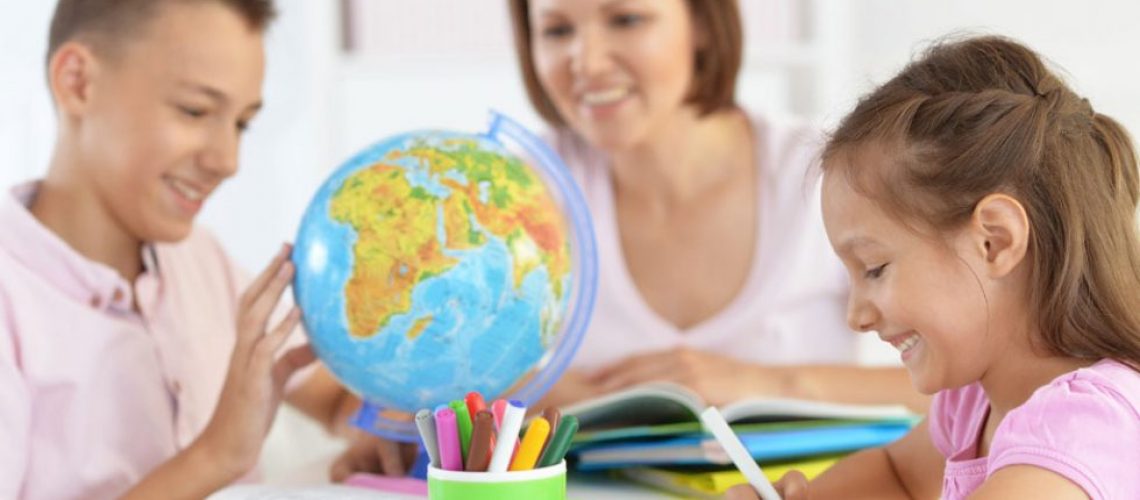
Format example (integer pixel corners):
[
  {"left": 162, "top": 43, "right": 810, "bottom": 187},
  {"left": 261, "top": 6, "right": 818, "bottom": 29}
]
[
  {"left": 570, "top": 24, "right": 614, "bottom": 79},
  {"left": 199, "top": 124, "right": 240, "bottom": 179},
  {"left": 846, "top": 287, "right": 881, "bottom": 333}
]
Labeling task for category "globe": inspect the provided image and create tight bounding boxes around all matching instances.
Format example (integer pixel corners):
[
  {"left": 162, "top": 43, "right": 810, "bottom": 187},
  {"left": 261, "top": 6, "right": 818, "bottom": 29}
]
[{"left": 292, "top": 112, "right": 597, "bottom": 441}]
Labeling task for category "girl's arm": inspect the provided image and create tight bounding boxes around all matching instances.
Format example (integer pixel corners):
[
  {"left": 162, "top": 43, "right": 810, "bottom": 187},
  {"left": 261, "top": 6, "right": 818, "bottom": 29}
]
[
  {"left": 728, "top": 420, "right": 945, "bottom": 499},
  {"left": 808, "top": 421, "right": 944, "bottom": 499}
]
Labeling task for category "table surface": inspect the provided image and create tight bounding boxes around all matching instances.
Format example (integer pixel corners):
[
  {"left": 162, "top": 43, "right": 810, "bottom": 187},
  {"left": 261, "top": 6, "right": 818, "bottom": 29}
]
[{"left": 210, "top": 457, "right": 676, "bottom": 499}]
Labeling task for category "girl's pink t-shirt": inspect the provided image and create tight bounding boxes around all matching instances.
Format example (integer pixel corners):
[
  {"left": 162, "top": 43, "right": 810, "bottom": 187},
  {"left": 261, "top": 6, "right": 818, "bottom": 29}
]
[
  {"left": 548, "top": 113, "right": 856, "bottom": 373},
  {"left": 930, "top": 358, "right": 1140, "bottom": 499}
]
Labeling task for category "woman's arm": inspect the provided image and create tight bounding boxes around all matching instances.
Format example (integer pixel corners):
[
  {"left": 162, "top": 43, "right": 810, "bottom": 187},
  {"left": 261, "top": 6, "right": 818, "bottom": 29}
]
[{"left": 590, "top": 347, "right": 929, "bottom": 412}]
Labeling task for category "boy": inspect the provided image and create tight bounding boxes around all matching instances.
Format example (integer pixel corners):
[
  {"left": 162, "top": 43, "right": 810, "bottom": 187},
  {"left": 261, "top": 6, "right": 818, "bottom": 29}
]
[{"left": 0, "top": 1, "right": 409, "bottom": 498}]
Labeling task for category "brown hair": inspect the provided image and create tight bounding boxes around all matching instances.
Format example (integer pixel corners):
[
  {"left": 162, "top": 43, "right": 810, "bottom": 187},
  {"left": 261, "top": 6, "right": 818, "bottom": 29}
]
[
  {"left": 507, "top": 0, "right": 742, "bottom": 126},
  {"left": 823, "top": 35, "right": 1140, "bottom": 365},
  {"left": 46, "top": 0, "right": 276, "bottom": 66}
]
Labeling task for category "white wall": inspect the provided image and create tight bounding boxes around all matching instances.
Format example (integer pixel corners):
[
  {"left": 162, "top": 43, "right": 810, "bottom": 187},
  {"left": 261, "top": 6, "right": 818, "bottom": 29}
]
[{"left": 842, "top": 0, "right": 1140, "bottom": 135}]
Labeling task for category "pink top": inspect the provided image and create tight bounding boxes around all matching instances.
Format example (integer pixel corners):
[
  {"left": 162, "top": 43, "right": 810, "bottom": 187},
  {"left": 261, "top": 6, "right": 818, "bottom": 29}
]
[
  {"left": 929, "top": 359, "right": 1140, "bottom": 499},
  {"left": 549, "top": 113, "right": 854, "bottom": 372},
  {"left": 0, "top": 182, "right": 295, "bottom": 499}
]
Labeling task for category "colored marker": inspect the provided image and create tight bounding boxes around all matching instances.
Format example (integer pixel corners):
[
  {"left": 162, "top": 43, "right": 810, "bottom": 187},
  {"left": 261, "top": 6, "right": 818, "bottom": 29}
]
[
  {"left": 465, "top": 410, "right": 495, "bottom": 472},
  {"left": 700, "top": 406, "right": 782, "bottom": 500},
  {"left": 537, "top": 414, "right": 578, "bottom": 468},
  {"left": 540, "top": 407, "right": 561, "bottom": 452},
  {"left": 449, "top": 400, "right": 473, "bottom": 465},
  {"left": 488, "top": 400, "right": 526, "bottom": 473},
  {"left": 491, "top": 399, "right": 508, "bottom": 430},
  {"left": 414, "top": 409, "right": 440, "bottom": 468},
  {"left": 434, "top": 407, "right": 461, "bottom": 471},
  {"left": 510, "top": 417, "right": 550, "bottom": 471},
  {"left": 465, "top": 391, "right": 488, "bottom": 418}
]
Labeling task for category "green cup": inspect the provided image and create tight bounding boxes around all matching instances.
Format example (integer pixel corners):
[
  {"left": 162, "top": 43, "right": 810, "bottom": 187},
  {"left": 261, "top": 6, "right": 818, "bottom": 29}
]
[{"left": 427, "top": 461, "right": 566, "bottom": 500}]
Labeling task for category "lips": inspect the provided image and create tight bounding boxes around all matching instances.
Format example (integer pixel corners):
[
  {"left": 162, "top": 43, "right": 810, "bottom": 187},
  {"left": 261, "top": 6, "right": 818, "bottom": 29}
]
[
  {"left": 882, "top": 331, "right": 920, "bottom": 355},
  {"left": 164, "top": 176, "right": 212, "bottom": 215},
  {"left": 579, "top": 85, "right": 631, "bottom": 106}
]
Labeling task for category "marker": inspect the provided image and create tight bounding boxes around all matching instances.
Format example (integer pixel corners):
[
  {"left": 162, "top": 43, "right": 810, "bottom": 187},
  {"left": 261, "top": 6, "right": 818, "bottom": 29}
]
[
  {"left": 540, "top": 407, "right": 561, "bottom": 452},
  {"left": 434, "top": 407, "right": 461, "bottom": 471},
  {"left": 488, "top": 400, "right": 526, "bottom": 473},
  {"left": 449, "top": 400, "right": 473, "bottom": 465},
  {"left": 537, "top": 414, "right": 578, "bottom": 468},
  {"left": 491, "top": 399, "right": 508, "bottom": 430},
  {"left": 700, "top": 406, "right": 781, "bottom": 500},
  {"left": 510, "top": 417, "right": 550, "bottom": 471},
  {"left": 465, "top": 410, "right": 495, "bottom": 472},
  {"left": 465, "top": 391, "right": 488, "bottom": 418},
  {"left": 414, "top": 409, "right": 440, "bottom": 468}
]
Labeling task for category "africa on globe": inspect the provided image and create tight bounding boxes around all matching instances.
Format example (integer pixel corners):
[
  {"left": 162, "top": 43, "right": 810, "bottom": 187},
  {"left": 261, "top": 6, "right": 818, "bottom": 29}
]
[{"left": 292, "top": 113, "right": 596, "bottom": 439}]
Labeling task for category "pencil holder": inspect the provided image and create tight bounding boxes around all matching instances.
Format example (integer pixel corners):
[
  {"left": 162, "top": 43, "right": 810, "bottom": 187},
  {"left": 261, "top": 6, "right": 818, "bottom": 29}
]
[{"left": 427, "top": 460, "right": 566, "bottom": 500}]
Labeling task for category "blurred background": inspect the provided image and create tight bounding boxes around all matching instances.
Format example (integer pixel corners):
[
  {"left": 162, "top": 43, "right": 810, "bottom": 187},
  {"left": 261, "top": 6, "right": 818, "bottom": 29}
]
[{"left": 3, "top": 0, "right": 1139, "bottom": 480}]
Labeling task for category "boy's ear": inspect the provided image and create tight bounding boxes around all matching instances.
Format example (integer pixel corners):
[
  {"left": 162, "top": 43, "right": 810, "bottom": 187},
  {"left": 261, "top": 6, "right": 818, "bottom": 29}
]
[
  {"left": 969, "top": 193, "right": 1030, "bottom": 279},
  {"left": 48, "top": 42, "right": 98, "bottom": 117}
]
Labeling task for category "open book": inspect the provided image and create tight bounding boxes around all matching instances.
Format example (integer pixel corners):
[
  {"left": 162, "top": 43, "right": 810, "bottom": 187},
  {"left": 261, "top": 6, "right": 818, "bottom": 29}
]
[
  {"left": 560, "top": 382, "right": 918, "bottom": 469},
  {"left": 563, "top": 381, "right": 916, "bottom": 432}
]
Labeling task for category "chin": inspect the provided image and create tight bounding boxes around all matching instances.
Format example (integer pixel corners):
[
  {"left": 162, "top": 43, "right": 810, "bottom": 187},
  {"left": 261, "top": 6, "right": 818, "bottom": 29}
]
[{"left": 144, "top": 218, "right": 196, "bottom": 244}]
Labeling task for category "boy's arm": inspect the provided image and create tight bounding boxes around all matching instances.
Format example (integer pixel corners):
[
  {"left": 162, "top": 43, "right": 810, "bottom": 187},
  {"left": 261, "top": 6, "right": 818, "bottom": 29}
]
[
  {"left": 284, "top": 364, "right": 358, "bottom": 435},
  {"left": 805, "top": 420, "right": 944, "bottom": 499}
]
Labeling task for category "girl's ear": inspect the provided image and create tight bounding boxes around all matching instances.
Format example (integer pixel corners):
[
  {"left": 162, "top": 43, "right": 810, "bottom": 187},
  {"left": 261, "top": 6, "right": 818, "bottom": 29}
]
[
  {"left": 48, "top": 42, "right": 98, "bottom": 118},
  {"left": 970, "top": 193, "right": 1030, "bottom": 279}
]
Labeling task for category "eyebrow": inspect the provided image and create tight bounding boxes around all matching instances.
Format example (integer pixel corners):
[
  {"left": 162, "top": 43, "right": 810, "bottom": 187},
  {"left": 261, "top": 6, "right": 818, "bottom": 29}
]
[
  {"left": 837, "top": 236, "right": 881, "bottom": 255},
  {"left": 176, "top": 80, "right": 263, "bottom": 114}
]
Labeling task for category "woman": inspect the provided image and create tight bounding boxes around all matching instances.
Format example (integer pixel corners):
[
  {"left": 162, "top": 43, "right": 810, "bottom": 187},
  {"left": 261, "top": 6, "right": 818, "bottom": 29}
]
[{"left": 508, "top": 0, "right": 925, "bottom": 410}]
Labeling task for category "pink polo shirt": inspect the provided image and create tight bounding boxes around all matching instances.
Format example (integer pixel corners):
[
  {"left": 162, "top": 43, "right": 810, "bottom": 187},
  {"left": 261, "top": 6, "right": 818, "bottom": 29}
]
[
  {"left": 0, "top": 181, "right": 291, "bottom": 499},
  {"left": 930, "top": 359, "right": 1140, "bottom": 499}
]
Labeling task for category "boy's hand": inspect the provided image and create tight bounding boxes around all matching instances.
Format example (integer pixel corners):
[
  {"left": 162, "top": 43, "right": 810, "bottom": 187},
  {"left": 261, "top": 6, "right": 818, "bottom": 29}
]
[
  {"left": 726, "top": 470, "right": 810, "bottom": 500},
  {"left": 196, "top": 244, "right": 318, "bottom": 479},
  {"left": 330, "top": 431, "right": 420, "bottom": 480}
]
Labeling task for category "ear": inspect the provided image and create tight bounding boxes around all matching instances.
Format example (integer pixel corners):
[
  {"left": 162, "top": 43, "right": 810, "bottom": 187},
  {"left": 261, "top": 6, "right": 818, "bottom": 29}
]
[
  {"left": 969, "top": 193, "right": 1030, "bottom": 279},
  {"left": 48, "top": 42, "right": 99, "bottom": 118}
]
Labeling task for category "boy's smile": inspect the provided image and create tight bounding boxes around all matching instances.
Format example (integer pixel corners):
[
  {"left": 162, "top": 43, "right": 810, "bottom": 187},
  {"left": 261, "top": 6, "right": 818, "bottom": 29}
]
[{"left": 60, "top": 1, "right": 265, "bottom": 244}]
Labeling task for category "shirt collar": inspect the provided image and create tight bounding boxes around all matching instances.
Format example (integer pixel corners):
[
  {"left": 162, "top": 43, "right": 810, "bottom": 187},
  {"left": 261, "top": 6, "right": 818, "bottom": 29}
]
[{"left": 0, "top": 181, "right": 157, "bottom": 311}]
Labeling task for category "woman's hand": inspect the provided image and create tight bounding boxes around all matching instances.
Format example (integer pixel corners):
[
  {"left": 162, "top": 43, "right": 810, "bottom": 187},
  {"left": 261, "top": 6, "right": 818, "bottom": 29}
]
[
  {"left": 725, "top": 470, "right": 810, "bottom": 500},
  {"left": 330, "top": 431, "right": 421, "bottom": 480},
  {"left": 195, "top": 244, "right": 317, "bottom": 479},
  {"left": 589, "top": 347, "right": 789, "bottom": 406}
]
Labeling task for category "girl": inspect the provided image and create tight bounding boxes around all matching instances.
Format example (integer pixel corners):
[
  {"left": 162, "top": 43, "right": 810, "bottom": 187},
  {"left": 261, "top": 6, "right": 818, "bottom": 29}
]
[
  {"left": 507, "top": 0, "right": 922, "bottom": 410},
  {"left": 731, "top": 35, "right": 1140, "bottom": 499}
]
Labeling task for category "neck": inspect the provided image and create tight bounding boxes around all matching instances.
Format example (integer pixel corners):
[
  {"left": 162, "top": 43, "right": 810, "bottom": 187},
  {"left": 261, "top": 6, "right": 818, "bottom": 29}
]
[
  {"left": 32, "top": 142, "right": 144, "bottom": 283},
  {"left": 978, "top": 316, "right": 1094, "bottom": 417},
  {"left": 608, "top": 107, "right": 752, "bottom": 207}
]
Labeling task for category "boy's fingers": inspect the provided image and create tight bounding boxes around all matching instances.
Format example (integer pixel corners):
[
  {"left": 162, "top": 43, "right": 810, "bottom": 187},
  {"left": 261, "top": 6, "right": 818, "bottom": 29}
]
[
  {"left": 377, "top": 440, "right": 407, "bottom": 476},
  {"left": 272, "top": 344, "right": 317, "bottom": 388},
  {"left": 239, "top": 261, "right": 295, "bottom": 350},
  {"left": 240, "top": 243, "right": 290, "bottom": 311}
]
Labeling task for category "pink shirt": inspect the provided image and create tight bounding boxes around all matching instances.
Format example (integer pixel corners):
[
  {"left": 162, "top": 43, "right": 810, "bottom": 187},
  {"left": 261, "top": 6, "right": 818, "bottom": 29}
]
[
  {"left": 549, "top": 113, "right": 854, "bottom": 372},
  {"left": 0, "top": 182, "right": 281, "bottom": 499},
  {"left": 929, "top": 359, "right": 1140, "bottom": 499}
]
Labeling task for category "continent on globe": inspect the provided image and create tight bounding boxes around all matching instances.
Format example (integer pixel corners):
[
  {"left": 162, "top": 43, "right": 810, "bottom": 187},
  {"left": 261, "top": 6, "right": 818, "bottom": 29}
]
[{"left": 330, "top": 140, "right": 570, "bottom": 340}]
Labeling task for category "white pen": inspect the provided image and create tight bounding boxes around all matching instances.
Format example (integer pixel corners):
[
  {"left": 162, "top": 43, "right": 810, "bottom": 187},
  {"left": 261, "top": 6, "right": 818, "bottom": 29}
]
[
  {"left": 700, "top": 406, "right": 782, "bottom": 500},
  {"left": 487, "top": 399, "right": 526, "bottom": 473}
]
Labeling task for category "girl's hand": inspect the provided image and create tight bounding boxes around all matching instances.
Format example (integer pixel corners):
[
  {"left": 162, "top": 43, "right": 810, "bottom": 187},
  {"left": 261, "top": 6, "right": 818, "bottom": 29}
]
[
  {"left": 590, "top": 347, "right": 788, "bottom": 406},
  {"left": 330, "top": 431, "right": 421, "bottom": 480},
  {"left": 196, "top": 244, "right": 318, "bottom": 479},
  {"left": 726, "top": 470, "right": 810, "bottom": 500}
]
